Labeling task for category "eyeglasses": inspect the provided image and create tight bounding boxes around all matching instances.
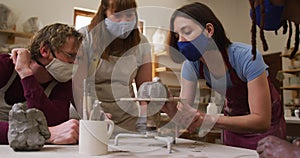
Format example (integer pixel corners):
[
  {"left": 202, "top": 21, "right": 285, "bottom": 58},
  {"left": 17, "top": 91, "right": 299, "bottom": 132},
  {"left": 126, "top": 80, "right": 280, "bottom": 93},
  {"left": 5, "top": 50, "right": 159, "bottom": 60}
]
[{"left": 59, "top": 50, "right": 77, "bottom": 60}]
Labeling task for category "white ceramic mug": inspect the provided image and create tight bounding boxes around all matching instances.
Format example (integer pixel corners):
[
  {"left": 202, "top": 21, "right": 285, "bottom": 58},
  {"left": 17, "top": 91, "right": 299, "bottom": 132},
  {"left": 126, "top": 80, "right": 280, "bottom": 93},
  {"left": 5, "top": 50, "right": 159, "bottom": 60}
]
[
  {"left": 295, "top": 109, "right": 300, "bottom": 118},
  {"left": 79, "top": 120, "right": 114, "bottom": 155}
]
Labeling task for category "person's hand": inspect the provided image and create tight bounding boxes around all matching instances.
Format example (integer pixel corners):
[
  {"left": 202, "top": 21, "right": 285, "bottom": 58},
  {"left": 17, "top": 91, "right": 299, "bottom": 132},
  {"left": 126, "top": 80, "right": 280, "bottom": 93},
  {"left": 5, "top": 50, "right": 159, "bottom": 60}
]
[
  {"left": 10, "top": 48, "right": 33, "bottom": 79},
  {"left": 292, "top": 137, "right": 300, "bottom": 147},
  {"left": 187, "top": 110, "right": 205, "bottom": 133},
  {"left": 166, "top": 102, "right": 199, "bottom": 130},
  {"left": 161, "top": 101, "right": 177, "bottom": 118},
  {"left": 257, "top": 135, "right": 300, "bottom": 158},
  {"left": 105, "top": 113, "right": 112, "bottom": 119},
  {"left": 46, "top": 119, "right": 79, "bottom": 144}
]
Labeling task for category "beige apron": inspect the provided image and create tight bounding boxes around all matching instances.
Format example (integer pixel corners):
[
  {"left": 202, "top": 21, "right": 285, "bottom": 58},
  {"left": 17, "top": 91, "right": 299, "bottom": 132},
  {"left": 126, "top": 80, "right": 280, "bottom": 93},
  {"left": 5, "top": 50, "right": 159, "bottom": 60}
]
[
  {"left": 94, "top": 53, "right": 139, "bottom": 133},
  {"left": 0, "top": 71, "right": 57, "bottom": 122}
]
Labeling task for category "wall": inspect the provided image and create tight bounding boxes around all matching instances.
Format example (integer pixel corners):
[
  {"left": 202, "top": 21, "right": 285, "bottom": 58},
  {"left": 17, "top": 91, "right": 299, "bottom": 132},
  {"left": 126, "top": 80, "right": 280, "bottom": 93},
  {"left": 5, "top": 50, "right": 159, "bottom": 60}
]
[
  {"left": 0, "top": 0, "right": 287, "bottom": 53},
  {"left": 192, "top": 0, "right": 287, "bottom": 54},
  {"left": 140, "top": 0, "right": 287, "bottom": 54},
  {"left": 1, "top": 0, "right": 291, "bottom": 105},
  {"left": 0, "top": 0, "right": 100, "bottom": 29}
]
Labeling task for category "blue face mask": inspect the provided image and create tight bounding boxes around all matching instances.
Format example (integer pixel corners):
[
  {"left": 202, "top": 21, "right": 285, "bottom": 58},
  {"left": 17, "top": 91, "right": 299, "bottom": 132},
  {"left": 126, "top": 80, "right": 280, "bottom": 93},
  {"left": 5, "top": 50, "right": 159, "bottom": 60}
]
[{"left": 177, "top": 33, "right": 211, "bottom": 61}]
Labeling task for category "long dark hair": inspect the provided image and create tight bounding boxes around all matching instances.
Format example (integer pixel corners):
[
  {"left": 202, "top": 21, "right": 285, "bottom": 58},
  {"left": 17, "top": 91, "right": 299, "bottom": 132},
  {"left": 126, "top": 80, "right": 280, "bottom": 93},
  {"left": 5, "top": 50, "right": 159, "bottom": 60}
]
[
  {"left": 168, "top": 2, "right": 232, "bottom": 63},
  {"left": 249, "top": 0, "right": 299, "bottom": 59},
  {"left": 88, "top": 0, "right": 141, "bottom": 60}
]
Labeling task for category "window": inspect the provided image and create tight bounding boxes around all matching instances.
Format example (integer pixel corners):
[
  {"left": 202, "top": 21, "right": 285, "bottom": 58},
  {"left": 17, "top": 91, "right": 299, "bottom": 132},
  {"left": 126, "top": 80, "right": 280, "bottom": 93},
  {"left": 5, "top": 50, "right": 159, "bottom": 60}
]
[
  {"left": 73, "top": 8, "right": 146, "bottom": 35},
  {"left": 74, "top": 9, "right": 95, "bottom": 30},
  {"left": 138, "top": 19, "right": 145, "bottom": 35}
]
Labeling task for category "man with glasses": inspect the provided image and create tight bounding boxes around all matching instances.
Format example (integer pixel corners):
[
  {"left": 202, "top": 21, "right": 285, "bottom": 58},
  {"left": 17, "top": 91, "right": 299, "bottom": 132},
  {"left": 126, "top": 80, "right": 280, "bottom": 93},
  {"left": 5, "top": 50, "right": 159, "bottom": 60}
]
[{"left": 0, "top": 23, "right": 83, "bottom": 144}]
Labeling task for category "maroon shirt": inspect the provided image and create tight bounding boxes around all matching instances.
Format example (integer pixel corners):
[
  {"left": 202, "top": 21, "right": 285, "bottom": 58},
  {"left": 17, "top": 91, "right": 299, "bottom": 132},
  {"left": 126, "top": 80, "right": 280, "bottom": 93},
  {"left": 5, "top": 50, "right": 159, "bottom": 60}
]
[{"left": 0, "top": 54, "right": 72, "bottom": 144}]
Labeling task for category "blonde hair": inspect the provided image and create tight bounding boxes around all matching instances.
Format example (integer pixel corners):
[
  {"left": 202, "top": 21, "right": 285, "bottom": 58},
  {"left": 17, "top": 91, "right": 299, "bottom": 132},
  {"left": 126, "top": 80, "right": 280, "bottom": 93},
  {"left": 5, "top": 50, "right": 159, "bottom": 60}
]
[{"left": 28, "top": 23, "right": 83, "bottom": 58}]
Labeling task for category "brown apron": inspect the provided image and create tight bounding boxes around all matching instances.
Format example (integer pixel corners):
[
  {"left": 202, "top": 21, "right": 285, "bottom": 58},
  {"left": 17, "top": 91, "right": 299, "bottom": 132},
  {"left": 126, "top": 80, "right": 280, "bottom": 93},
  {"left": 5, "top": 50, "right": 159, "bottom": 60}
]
[
  {"left": 94, "top": 53, "right": 139, "bottom": 133},
  {"left": 0, "top": 71, "right": 56, "bottom": 122}
]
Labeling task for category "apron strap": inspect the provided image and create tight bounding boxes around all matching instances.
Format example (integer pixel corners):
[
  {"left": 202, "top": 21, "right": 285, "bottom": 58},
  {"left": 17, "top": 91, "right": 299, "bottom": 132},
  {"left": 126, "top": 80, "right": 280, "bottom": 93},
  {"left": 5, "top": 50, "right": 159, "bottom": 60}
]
[
  {"left": 221, "top": 51, "right": 245, "bottom": 86},
  {"left": 0, "top": 71, "right": 17, "bottom": 92},
  {"left": 88, "top": 58, "right": 102, "bottom": 77},
  {"left": 44, "top": 81, "right": 57, "bottom": 98}
]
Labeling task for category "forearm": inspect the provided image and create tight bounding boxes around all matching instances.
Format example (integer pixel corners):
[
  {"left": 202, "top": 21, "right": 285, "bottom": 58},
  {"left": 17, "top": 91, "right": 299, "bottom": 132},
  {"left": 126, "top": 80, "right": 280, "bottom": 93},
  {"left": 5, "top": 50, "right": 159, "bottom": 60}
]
[
  {"left": 214, "top": 114, "right": 270, "bottom": 133},
  {"left": 16, "top": 67, "right": 33, "bottom": 79},
  {"left": 21, "top": 76, "right": 70, "bottom": 126},
  {"left": 21, "top": 76, "right": 46, "bottom": 108},
  {"left": 135, "top": 62, "right": 152, "bottom": 87}
]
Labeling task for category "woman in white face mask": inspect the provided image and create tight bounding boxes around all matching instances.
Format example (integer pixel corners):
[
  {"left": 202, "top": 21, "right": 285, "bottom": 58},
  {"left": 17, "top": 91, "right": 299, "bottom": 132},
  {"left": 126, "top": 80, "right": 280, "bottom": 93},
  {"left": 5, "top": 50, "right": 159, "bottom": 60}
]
[
  {"left": 0, "top": 23, "right": 84, "bottom": 145},
  {"left": 77, "top": 0, "right": 152, "bottom": 134}
]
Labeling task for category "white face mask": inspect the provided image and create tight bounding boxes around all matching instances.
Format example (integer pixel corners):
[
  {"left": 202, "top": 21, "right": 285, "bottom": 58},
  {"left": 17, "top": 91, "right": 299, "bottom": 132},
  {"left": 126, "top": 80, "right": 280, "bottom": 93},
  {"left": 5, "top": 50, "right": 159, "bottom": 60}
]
[
  {"left": 45, "top": 58, "right": 74, "bottom": 83},
  {"left": 105, "top": 18, "right": 136, "bottom": 39}
]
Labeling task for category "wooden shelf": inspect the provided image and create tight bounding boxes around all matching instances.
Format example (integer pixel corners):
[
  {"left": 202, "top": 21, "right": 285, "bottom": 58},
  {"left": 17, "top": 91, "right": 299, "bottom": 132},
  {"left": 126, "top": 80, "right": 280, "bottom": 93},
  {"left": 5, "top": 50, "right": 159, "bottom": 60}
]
[
  {"left": 152, "top": 50, "right": 182, "bottom": 78},
  {"left": 0, "top": 29, "right": 33, "bottom": 38},
  {"left": 281, "top": 86, "right": 300, "bottom": 90},
  {"left": 285, "top": 103, "right": 300, "bottom": 107},
  {"left": 0, "top": 29, "right": 33, "bottom": 44},
  {"left": 197, "top": 102, "right": 209, "bottom": 106},
  {"left": 281, "top": 49, "right": 300, "bottom": 58},
  {"left": 199, "top": 86, "right": 210, "bottom": 90},
  {"left": 155, "top": 66, "right": 181, "bottom": 73},
  {"left": 153, "top": 51, "right": 168, "bottom": 57},
  {"left": 167, "top": 85, "right": 180, "bottom": 89},
  {"left": 280, "top": 69, "right": 300, "bottom": 74}
]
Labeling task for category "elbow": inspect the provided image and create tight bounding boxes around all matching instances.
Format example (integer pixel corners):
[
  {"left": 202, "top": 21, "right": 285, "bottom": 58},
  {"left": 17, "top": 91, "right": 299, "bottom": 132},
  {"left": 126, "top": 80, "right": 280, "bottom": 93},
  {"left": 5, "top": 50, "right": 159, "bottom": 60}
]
[
  {"left": 255, "top": 120, "right": 271, "bottom": 133},
  {"left": 258, "top": 113, "right": 272, "bottom": 132},
  {"left": 248, "top": 115, "right": 271, "bottom": 133},
  {"left": 258, "top": 124, "right": 270, "bottom": 133}
]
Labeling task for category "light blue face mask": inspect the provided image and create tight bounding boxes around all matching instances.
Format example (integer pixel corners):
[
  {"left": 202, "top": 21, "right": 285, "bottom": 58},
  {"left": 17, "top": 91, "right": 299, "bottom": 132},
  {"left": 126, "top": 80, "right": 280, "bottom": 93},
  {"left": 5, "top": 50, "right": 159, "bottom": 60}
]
[{"left": 105, "top": 18, "right": 136, "bottom": 39}]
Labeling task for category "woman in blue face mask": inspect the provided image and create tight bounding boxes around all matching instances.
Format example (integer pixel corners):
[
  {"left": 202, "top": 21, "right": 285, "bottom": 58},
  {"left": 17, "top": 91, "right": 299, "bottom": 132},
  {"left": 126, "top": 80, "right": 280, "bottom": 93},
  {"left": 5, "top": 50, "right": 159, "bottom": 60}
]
[
  {"left": 77, "top": 0, "right": 152, "bottom": 134},
  {"left": 162, "top": 2, "right": 286, "bottom": 150}
]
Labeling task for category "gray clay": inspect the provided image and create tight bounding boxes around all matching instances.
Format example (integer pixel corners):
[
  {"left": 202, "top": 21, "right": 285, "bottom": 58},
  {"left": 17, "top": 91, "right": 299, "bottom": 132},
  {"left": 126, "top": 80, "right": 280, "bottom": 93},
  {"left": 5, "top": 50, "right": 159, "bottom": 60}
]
[{"left": 8, "top": 103, "right": 50, "bottom": 151}]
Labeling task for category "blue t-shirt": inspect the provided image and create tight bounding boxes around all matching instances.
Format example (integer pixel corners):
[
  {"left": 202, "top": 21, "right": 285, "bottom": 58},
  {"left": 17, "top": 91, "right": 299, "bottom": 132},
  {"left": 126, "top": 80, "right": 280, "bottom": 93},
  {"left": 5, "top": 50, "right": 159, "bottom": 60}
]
[{"left": 182, "top": 42, "right": 269, "bottom": 89}]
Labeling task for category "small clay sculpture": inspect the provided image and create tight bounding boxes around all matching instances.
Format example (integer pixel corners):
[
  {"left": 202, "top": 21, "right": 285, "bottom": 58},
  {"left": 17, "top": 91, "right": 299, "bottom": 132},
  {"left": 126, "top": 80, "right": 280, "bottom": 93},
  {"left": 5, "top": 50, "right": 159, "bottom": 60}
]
[{"left": 8, "top": 103, "right": 50, "bottom": 151}]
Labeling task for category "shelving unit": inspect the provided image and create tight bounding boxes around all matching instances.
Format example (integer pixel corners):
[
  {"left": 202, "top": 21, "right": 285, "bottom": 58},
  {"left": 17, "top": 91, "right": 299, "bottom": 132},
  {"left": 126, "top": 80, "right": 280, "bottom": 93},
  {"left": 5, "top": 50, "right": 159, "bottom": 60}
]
[
  {"left": 151, "top": 50, "right": 213, "bottom": 96},
  {"left": 276, "top": 50, "right": 300, "bottom": 138},
  {"left": 280, "top": 50, "right": 300, "bottom": 112},
  {"left": 196, "top": 84, "right": 211, "bottom": 111},
  {"left": 0, "top": 29, "right": 33, "bottom": 44},
  {"left": 151, "top": 51, "right": 212, "bottom": 109},
  {"left": 152, "top": 50, "right": 182, "bottom": 97}
]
